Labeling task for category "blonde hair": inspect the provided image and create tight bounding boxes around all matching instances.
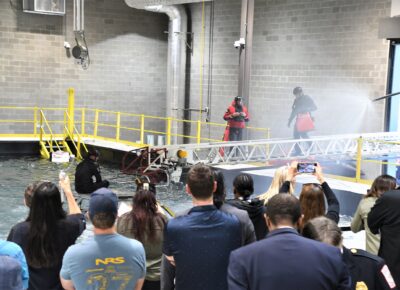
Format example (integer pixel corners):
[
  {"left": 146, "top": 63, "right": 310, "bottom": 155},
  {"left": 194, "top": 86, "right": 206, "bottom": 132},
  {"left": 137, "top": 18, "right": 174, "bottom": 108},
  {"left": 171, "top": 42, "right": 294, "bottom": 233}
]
[{"left": 258, "top": 166, "right": 294, "bottom": 204}]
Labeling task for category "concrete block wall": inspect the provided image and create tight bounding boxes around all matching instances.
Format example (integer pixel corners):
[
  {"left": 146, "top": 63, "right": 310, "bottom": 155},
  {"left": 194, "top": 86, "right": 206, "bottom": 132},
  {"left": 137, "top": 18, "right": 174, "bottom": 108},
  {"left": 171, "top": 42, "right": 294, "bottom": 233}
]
[
  {"left": 0, "top": 0, "right": 393, "bottom": 142},
  {"left": 188, "top": 0, "right": 391, "bottom": 139},
  {"left": 0, "top": 0, "right": 168, "bottom": 138}
]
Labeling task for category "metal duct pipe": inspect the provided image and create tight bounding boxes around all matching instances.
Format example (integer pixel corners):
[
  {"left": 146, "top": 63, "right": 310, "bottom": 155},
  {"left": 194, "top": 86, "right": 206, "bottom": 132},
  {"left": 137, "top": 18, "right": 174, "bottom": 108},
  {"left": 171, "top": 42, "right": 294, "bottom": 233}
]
[
  {"left": 73, "top": 0, "right": 84, "bottom": 32},
  {"left": 144, "top": 5, "right": 187, "bottom": 144}
]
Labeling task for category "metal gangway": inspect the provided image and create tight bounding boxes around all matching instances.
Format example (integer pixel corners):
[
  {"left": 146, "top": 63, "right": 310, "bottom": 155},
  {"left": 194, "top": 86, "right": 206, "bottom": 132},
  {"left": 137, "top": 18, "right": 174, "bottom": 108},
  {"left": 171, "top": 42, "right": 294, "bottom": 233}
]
[{"left": 153, "top": 132, "right": 400, "bottom": 166}]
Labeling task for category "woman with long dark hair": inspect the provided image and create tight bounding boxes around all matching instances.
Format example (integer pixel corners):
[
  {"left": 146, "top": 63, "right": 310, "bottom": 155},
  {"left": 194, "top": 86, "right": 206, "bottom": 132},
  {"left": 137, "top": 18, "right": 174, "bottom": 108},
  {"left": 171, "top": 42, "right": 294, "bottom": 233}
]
[
  {"left": 226, "top": 173, "right": 267, "bottom": 240},
  {"left": 7, "top": 176, "right": 85, "bottom": 290},
  {"left": 351, "top": 174, "right": 396, "bottom": 254},
  {"left": 117, "top": 188, "right": 167, "bottom": 290}
]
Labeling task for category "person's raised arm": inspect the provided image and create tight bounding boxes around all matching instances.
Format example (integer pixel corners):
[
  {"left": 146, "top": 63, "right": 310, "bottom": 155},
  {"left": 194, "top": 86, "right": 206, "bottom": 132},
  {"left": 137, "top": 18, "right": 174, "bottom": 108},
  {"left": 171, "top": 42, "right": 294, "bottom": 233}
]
[
  {"left": 279, "top": 162, "right": 297, "bottom": 193},
  {"left": 59, "top": 175, "right": 81, "bottom": 215},
  {"left": 314, "top": 164, "right": 339, "bottom": 223}
]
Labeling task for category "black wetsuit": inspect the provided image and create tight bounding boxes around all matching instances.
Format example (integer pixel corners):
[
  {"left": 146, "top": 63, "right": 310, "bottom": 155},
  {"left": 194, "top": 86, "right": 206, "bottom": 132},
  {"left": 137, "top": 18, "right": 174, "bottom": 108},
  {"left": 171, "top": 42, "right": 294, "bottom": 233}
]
[
  {"left": 288, "top": 94, "right": 317, "bottom": 143},
  {"left": 74, "top": 158, "right": 109, "bottom": 194}
]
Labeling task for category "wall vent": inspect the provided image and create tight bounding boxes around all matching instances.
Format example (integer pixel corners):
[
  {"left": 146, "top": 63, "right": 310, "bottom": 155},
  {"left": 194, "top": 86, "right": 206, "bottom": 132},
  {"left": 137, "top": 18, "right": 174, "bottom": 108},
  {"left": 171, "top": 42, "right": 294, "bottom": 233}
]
[{"left": 23, "top": 0, "right": 65, "bottom": 16}]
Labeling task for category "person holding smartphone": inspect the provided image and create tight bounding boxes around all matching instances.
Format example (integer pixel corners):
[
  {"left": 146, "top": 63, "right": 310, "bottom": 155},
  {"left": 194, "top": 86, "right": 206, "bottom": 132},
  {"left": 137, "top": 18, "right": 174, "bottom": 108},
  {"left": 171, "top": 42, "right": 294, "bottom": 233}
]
[
  {"left": 223, "top": 96, "right": 249, "bottom": 142},
  {"left": 279, "top": 162, "right": 340, "bottom": 231}
]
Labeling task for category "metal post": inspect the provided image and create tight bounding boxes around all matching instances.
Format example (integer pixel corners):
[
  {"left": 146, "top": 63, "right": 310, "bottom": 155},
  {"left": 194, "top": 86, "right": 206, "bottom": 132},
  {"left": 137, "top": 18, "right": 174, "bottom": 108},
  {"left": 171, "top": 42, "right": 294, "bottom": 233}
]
[
  {"left": 67, "top": 88, "right": 75, "bottom": 138},
  {"left": 116, "top": 112, "right": 121, "bottom": 142},
  {"left": 197, "top": 120, "right": 202, "bottom": 144},
  {"left": 94, "top": 109, "right": 99, "bottom": 137},
  {"left": 140, "top": 114, "right": 145, "bottom": 144},
  {"left": 33, "top": 107, "right": 38, "bottom": 135},
  {"left": 81, "top": 108, "right": 85, "bottom": 135},
  {"left": 237, "top": 0, "right": 254, "bottom": 107},
  {"left": 39, "top": 111, "right": 43, "bottom": 142},
  {"left": 166, "top": 117, "right": 172, "bottom": 145},
  {"left": 356, "top": 137, "right": 363, "bottom": 182}
]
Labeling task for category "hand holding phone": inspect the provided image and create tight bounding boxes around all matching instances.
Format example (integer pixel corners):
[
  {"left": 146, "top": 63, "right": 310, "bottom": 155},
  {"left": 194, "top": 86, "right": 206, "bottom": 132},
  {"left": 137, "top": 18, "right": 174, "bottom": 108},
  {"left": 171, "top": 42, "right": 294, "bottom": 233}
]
[{"left": 297, "top": 162, "right": 317, "bottom": 174}]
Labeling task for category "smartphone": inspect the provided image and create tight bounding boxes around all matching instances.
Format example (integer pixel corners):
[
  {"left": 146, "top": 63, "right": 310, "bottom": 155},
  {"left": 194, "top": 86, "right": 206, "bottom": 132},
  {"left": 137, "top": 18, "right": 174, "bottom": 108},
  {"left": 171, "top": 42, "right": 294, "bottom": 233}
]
[{"left": 297, "top": 162, "right": 317, "bottom": 174}]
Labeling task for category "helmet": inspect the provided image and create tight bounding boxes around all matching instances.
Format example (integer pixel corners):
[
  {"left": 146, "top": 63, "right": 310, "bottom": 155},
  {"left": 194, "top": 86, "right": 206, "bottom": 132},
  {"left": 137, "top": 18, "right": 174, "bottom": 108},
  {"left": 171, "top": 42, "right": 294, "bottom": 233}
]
[
  {"left": 234, "top": 96, "right": 242, "bottom": 102},
  {"left": 293, "top": 87, "right": 303, "bottom": 95}
]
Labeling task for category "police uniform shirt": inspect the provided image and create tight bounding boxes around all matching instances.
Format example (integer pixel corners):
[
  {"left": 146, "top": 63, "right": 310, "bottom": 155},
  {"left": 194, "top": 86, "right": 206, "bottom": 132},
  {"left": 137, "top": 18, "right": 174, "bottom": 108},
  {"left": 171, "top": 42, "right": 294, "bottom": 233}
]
[{"left": 342, "top": 247, "right": 397, "bottom": 290}]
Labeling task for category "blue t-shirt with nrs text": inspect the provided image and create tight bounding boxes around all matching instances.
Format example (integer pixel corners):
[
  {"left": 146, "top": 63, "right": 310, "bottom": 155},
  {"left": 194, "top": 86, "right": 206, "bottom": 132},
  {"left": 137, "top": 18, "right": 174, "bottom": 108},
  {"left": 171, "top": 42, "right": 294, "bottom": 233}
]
[{"left": 60, "top": 234, "right": 146, "bottom": 290}]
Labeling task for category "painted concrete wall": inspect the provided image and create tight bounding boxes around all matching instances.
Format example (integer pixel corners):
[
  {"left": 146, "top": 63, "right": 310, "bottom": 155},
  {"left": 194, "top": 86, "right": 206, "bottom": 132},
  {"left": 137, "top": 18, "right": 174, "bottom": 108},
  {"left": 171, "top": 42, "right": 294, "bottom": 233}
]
[
  {"left": 0, "top": 0, "right": 168, "bottom": 139},
  {"left": 0, "top": 0, "right": 392, "bottom": 141},
  {"left": 187, "top": 0, "right": 391, "bottom": 139}
]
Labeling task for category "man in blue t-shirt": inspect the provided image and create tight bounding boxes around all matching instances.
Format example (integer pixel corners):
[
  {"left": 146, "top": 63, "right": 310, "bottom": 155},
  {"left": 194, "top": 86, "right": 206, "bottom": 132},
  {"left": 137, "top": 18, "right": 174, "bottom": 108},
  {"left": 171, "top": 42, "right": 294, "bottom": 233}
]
[
  {"left": 60, "top": 188, "right": 146, "bottom": 290},
  {"left": 163, "top": 164, "right": 242, "bottom": 290}
]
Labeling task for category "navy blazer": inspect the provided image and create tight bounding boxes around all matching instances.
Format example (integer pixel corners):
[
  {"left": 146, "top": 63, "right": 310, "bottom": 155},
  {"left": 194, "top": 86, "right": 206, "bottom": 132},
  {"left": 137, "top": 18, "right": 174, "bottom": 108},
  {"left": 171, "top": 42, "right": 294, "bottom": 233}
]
[{"left": 228, "top": 228, "right": 351, "bottom": 290}]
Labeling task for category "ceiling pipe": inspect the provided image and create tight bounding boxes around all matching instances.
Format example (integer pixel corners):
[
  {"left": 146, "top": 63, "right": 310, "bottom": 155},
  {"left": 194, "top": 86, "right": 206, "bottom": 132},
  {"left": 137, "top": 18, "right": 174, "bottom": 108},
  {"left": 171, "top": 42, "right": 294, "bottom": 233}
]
[
  {"left": 121, "top": 3, "right": 187, "bottom": 145},
  {"left": 145, "top": 5, "right": 187, "bottom": 145}
]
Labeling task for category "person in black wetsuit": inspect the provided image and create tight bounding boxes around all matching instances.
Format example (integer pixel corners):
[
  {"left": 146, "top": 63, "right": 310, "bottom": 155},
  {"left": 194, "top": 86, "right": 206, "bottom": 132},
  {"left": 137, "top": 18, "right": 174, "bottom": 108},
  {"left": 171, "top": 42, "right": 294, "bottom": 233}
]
[
  {"left": 288, "top": 87, "right": 317, "bottom": 155},
  {"left": 75, "top": 149, "right": 109, "bottom": 194},
  {"left": 225, "top": 173, "right": 267, "bottom": 240}
]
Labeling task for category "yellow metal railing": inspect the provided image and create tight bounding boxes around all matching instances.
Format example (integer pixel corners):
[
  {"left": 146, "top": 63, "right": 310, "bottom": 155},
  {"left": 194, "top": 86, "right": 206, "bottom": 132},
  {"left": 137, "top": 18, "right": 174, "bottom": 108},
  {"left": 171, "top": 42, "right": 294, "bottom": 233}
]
[
  {"left": 39, "top": 110, "right": 63, "bottom": 159},
  {"left": 77, "top": 108, "right": 270, "bottom": 146},
  {"left": 64, "top": 111, "right": 88, "bottom": 159},
  {"left": 0, "top": 105, "right": 270, "bottom": 148},
  {"left": 329, "top": 137, "right": 400, "bottom": 185}
]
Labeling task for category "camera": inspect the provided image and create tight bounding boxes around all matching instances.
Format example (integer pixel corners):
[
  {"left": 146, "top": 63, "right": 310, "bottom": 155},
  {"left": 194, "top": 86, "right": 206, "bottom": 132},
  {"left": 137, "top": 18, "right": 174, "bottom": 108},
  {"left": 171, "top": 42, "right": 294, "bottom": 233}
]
[
  {"left": 297, "top": 162, "right": 317, "bottom": 174},
  {"left": 234, "top": 38, "right": 246, "bottom": 49}
]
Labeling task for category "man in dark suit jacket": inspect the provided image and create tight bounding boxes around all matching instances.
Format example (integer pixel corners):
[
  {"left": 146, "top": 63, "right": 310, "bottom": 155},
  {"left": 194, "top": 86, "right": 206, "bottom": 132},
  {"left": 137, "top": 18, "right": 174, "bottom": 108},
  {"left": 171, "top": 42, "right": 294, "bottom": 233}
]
[
  {"left": 227, "top": 194, "right": 351, "bottom": 290},
  {"left": 368, "top": 189, "right": 400, "bottom": 286}
]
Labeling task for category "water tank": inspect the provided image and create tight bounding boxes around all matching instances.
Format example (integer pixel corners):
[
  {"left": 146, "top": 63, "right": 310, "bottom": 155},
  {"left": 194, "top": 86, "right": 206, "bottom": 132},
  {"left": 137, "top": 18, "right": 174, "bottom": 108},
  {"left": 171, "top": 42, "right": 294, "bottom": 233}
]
[{"left": 23, "top": 0, "right": 65, "bottom": 15}]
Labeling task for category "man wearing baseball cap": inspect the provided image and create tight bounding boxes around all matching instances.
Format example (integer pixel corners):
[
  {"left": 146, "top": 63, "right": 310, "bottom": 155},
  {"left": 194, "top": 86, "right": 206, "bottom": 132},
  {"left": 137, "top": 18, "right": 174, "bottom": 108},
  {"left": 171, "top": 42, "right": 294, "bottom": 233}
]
[{"left": 60, "top": 188, "right": 146, "bottom": 290}]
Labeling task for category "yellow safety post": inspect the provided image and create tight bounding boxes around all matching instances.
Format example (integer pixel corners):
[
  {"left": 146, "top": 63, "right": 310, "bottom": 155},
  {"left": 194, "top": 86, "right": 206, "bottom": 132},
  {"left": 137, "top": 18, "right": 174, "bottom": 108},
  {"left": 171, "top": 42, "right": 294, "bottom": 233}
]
[
  {"left": 33, "top": 107, "right": 38, "bottom": 135},
  {"left": 140, "top": 114, "right": 145, "bottom": 144},
  {"left": 67, "top": 88, "right": 75, "bottom": 138},
  {"left": 355, "top": 137, "right": 363, "bottom": 182},
  {"left": 94, "top": 109, "right": 99, "bottom": 137},
  {"left": 63, "top": 111, "right": 67, "bottom": 137},
  {"left": 166, "top": 117, "right": 172, "bottom": 145},
  {"left": 196, "top": 120, "right": 201, "bottom": 144},
  {"left": 81, "top": 108, "right": 85, "bottom": 136},
  {"left": 116, "top": 112, "right": 121, "bottom": 142}
]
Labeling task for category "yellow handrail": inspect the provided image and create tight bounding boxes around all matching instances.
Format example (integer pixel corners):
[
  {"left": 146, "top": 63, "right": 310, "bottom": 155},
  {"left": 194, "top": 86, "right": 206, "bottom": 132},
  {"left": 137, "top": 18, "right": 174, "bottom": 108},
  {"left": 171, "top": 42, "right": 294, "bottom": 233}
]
[
  {"left": 40, "top": 110, "right": 62, "bottom": 152},
  {"left": 0, "top": 105, "right": 271, "bottom": 149},
  {"left": 64, "top": 111, "right": 88, "bottom": 159}
]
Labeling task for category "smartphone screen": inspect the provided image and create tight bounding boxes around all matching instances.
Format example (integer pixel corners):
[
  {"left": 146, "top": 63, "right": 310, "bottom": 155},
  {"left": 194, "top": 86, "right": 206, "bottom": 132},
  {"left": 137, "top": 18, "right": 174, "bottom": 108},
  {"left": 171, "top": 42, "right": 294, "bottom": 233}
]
[{"left": 297, "top": 163, "right": 317, "bottom": 174}]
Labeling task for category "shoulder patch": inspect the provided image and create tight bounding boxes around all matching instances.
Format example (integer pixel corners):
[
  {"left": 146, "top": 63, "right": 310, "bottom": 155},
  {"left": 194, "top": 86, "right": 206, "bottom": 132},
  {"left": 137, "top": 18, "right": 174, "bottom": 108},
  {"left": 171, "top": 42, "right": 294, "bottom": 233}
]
[
  {"left": 350, "top": 248, "right": 383, "bottom": 263},
  {"left": 381, "top": 265, "right": 396, "bottom": 289}
]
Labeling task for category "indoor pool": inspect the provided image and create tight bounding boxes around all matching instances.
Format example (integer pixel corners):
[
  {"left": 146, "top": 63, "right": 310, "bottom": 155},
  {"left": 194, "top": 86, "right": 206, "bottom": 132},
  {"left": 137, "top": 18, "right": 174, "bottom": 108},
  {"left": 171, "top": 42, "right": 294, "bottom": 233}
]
[{"left": 0, "top": 155, "right": 192, "bottom": 240}]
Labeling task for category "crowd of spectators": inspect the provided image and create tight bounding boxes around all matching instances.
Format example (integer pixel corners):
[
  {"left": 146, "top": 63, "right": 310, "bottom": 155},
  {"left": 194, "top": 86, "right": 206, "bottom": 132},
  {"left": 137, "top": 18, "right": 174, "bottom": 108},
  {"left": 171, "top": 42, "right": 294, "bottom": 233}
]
[{"left": 0, "top": 161, "right": 399, "bottom": 290}]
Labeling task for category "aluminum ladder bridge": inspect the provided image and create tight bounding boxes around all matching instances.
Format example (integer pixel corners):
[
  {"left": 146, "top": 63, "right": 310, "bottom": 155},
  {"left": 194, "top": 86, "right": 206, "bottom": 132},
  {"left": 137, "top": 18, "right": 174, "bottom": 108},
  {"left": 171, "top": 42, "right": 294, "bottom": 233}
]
[{"left": 151, "top": 132, "right": 400, "bottom": 165}]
